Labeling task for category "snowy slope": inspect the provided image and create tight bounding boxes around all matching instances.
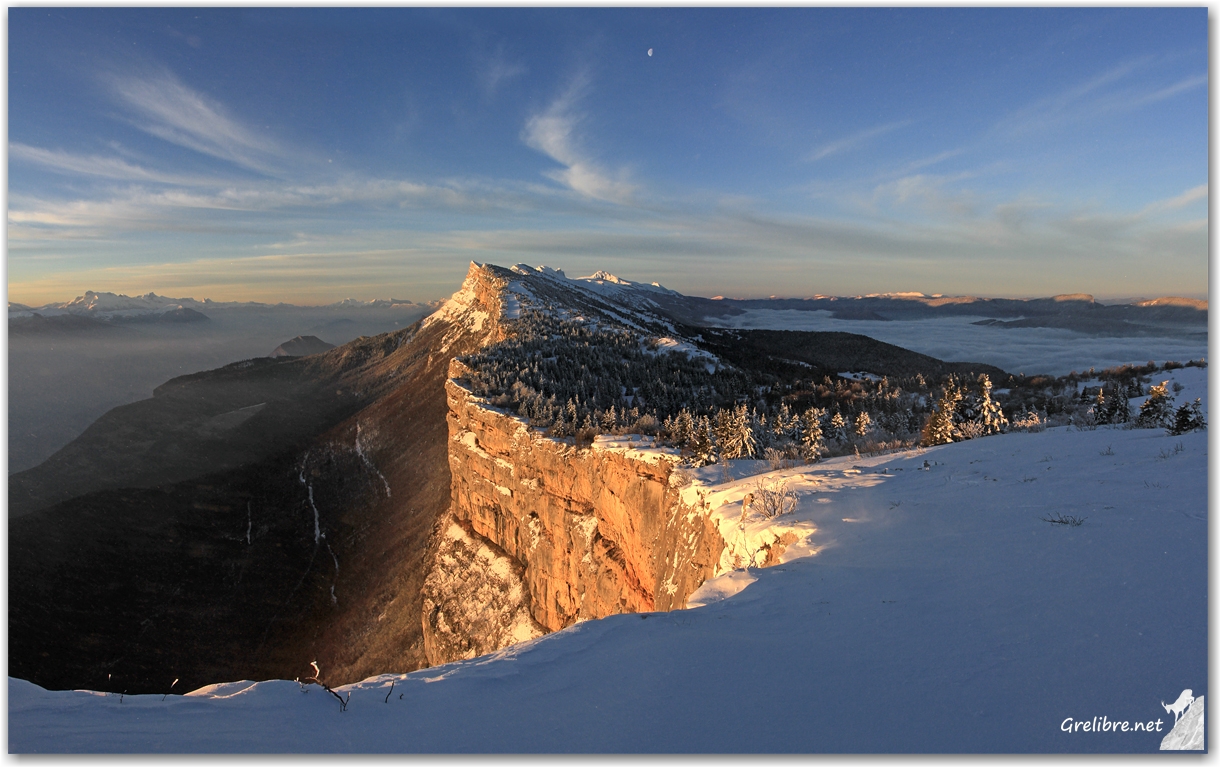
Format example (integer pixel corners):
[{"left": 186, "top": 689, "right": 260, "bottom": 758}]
[{"left": 10, "top": 368, "right": 1206, "bottom": 753}]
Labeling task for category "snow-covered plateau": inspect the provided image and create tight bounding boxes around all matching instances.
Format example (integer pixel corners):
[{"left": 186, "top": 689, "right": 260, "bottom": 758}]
[{"left": 9, "top": 368, "right": 1207, "bottom": 753}]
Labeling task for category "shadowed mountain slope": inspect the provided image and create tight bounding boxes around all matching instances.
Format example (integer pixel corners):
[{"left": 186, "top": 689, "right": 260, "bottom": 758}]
[{"left": 10, "top": 277, "right": 502, "bottom": 692}]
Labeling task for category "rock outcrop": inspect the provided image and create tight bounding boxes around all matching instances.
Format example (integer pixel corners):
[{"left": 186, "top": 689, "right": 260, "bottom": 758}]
[{"left": 421, "top": 357, "right": 726, "bottom": 666}]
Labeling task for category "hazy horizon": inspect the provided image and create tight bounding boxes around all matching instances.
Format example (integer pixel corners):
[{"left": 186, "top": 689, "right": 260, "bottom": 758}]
[
  {"left": 8, "top": 288, "right": 1210, "bottom": 310},
  {"left": 8, "top": 266, "right": 1210, "bottom": 309},
  {"left": 8, "top": 8, "right": 1207, "bottom": 306}
]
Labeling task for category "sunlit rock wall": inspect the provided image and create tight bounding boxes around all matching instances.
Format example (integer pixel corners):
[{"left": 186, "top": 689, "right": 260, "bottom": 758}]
[{"left": 422, "top": 358, "right": 725, "bottom": 666}]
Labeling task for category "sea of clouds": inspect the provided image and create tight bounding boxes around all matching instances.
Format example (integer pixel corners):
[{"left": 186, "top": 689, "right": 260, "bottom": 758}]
[{"left": 712, "top": 309, "right": 1208, "bottom": 377}]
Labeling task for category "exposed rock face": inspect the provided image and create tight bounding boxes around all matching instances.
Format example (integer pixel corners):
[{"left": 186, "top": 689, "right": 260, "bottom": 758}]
[
  {"left": 421, "top": 521, "right": 545, "bottom": 664},
  {"left": 421, "top": 358, "right": 725, "bottom": 666}
]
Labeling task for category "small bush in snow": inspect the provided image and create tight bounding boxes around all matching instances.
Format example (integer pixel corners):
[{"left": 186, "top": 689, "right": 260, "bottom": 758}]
[
  {"left": 764, "top": 446, "right": 798, "bottom": 471},
  {"left": 1010, "top": 409, "right": 1046, "bottom": 432},
  {"left": 752, "top": 478, "right": 797, "bottom": 519},
  {"left": 1041, "top": 512, "right": 1086, "bottom": 527}
]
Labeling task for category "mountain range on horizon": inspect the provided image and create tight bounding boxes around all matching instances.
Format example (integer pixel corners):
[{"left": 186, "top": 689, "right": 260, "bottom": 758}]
[{"left": 9, "top": 268, "right": 1208, "bottom": 336}]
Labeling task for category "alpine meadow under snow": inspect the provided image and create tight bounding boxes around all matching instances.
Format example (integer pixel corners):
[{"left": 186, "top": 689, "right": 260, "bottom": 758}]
[{"left": 9, "top": 281, "right": 1207, "bottom": 752}]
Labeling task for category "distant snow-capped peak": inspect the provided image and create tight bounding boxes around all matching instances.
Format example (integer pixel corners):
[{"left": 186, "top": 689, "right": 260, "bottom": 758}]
[{"left": 58, "top": 291, "right": 197, "bottom": 315}]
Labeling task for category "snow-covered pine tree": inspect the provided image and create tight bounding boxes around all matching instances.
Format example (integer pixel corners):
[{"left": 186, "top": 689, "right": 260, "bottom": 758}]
[
  {"left": 601, "top": 405, "right": 618, "bottom": 432},
  {"left": 975, "top": 374, "right": 1007, "bottom": 435},
  {"left": 921, "top": 377, "right": 962, "bottom": 446},
  {"left": 550, "top": 409, "right": 571, "bottom": 438},
  {"left": 732, "top": 403, "right": 757, "bottom": 459},
  {"left": 1168, "top": 398, "right": 1206, "bottom": 435},
  {"left": 799, "top": 407, "right": 827, "bottom": 462},
  {"left": 689, "top": 415, "right": 717, "bottom": 466},
  {"left": 674, "top": 408, "right": 695, "bottom": 446},
  {"left": 712, "top": 408, "right": 736, "bottom": 457},
  {"left": 750, "top": 408, "right": 770, "bottom": 454},
  {"left": 1136, "top": 381, "right": 1175, "bottom": 428},
  {"left": 1093, "top": 388, "right": 1109, "bottom": 424},
  {"left": 773, "top": 403, "right": 797, "bottom": 443},
  {"left": 853, "top": 410, "right": 872, "bottom": 438},
  {"left": 1110, "top": 387, "right": 1131, "bottom": 424},
  {"left": 828, "top": 411, "right": 848, "bottom": 444}
]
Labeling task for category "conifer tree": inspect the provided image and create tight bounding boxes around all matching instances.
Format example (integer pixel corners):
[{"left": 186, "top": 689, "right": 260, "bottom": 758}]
[
  {"left": 689, "top": 415, "right": 717, "bottom": 466},
  {"left": 853, "top": 411, "right": 872, "bottom": 438},
  {"left": 975, "top": 374, "right": 1008, "bottom": 435},
  {"left": 712, "top": 408, "right": 736, "bottom": 457},
  {"left": 921, "top": 377, "right": 962, "bottom": 446},
  {"left": 799, "top": 407, "right": 827, "bottom": 462},
  {"left": 1093, "top": 388, "right": 1109, "bottom": 424},
  {"left": 828, "top": 411, "right": 848, "bottom": 443},
  {"left": 674, "top": 408, "right": 695, "bottom": 446},
  {"left": 1168, "top": 398, "right": 1206, "bottom": 435},
  {"left": 773, "top": 403, "right": 797, "bottom": 442},
  {"left": 1137, "top": 381, "right": 1175, "bottom": 428},
  {"left": 1110, "top": 387, "right": 1131, "bottom": 424}
]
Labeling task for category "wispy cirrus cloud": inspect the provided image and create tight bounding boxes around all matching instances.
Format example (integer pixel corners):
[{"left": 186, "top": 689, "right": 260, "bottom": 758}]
[
  {"left": 522, "top": 74, "right": 637, "bottom": 205},
  {"left": 102, "top": 67, "right": 282, "bottom": 174},
  {"left": 6, "top": 171, "right": 603, "bottom": 240},
  {"left": 10, "top": 142, "right": 217, "bottom": 185},
  {"left": 999, "top": 60, "right": 1205, "bottom": 138},
  {"left": 806, "top": 120, "right": 911, "bottom": 162},
  {"left": 476, "top": 43, "right": 527, "bottom": 97},
  {"left": 1139, "top": 184, "right": 1207, "bottom": 216}
]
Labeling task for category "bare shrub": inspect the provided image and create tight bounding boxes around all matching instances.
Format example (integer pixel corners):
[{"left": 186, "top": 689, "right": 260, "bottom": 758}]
[
  {"left": 1010, "top": 409, "right": 1046, "bottom": 433},
  {"left": 634, "top": 413, "right": 660, "bottom": 435},
  {"left": 752, "top": 477, "right": 797, "bottom": 519},
  {"left": 574, "top": 427, "right": 598, "bottom": 449},
  {"left": 763, "top": 446, "right": 797, "bottom": 471},
  {"left": 1041, "top": 512, "right": 1086, "bottom": 527},
  {"left": 955, "top": 421, "right": 988, "bottom": 440}
]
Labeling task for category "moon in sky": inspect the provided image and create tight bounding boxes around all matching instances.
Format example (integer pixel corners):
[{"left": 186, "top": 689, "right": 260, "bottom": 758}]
[{"left": 647, "top": 48, "right": 653, "bottom": 56}]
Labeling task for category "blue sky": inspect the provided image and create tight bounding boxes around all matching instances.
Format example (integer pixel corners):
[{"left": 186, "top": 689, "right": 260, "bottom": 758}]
[{"left": 7, "top": 8, "right": 1208, "bottom": 304}]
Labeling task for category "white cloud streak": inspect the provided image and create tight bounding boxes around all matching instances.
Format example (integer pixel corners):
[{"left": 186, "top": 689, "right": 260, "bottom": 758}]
[
  {"left": 806, "top": 120, "right": 911, "bottom": 162},
  {"left": 522, "top": 74, "right": 637, "bottom": 205},
  {"left": 103, "top": 68, "right": 282, "bottom": 174},
  {"left": 1000, "top": 60, "right": 1205, "bottom": 138},
  {"left": 10, "top": 143, "right": 217, "bottom": 186},
  {"left": 477, "top": 44, "right": 527, "bottom": 96}
]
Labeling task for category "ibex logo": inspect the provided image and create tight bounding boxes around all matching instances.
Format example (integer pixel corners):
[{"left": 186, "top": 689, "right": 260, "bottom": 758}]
[
  {"left": 1159, "top": 688, "right": 1204, "bottom": 751},
  {"left": 1161, "top": 689, "right": 1194, "bottom": 726}
]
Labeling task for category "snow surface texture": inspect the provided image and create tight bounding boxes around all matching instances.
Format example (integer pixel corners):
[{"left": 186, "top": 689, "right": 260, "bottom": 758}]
[
  {"left": 714, "top": 310, "right": 1207, "bottom": 377},
  {"left": 10, "top": 366, "right": 1206, "bottom": 753}
]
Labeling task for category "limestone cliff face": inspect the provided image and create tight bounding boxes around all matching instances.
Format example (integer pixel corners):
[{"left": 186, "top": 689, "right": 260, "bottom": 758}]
[
  {"left": 422, "top": 359, "right": 725, "bottom": 665},
  {"left": 421, "top": 520, "right": 545, "bottom": 664}
]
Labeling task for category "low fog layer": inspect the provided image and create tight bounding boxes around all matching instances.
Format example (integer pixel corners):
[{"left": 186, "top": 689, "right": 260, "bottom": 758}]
[
  {"left": 10, "top": 304, "right": 431, "bottom": 473},
  {"left": 713, "top": 310, "right": 1208, "bottom": 377}
]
